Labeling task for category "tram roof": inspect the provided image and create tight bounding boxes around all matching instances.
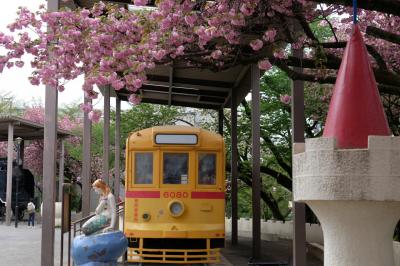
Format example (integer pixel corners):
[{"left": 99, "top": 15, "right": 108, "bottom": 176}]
[
  {"left": 127, "top": 125, "right": 224, "bottom": 149},
  {"left": 0, "top": 116, "right": 73, "bottom": 141}
]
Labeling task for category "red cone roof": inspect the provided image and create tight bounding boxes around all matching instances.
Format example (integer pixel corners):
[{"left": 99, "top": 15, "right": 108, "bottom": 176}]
[{"left": 323, "top": 25, "right": 391, "bottom": 149}]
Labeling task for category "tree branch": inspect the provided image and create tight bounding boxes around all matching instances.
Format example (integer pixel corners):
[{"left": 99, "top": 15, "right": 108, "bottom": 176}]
[
  {"left": 366, "top": 26, "right": 400, "bottom": 45},
  {"left": 260, "top": 165, "right": 292, "bottom": 191},
  {"left": 238, "top": 163, "right": 285, "bottom": 220},
  {"left": 241, "top": 100, "right": 293, "bottom": 177},
  {"left": 276, "top": 56, "right": 400, "bottom": 89},
  {"left": 311, "top": 0, "right": 400, "bottom": 17}
]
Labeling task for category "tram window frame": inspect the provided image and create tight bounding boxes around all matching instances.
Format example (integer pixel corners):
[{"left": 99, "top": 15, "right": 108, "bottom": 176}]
[
  {"left": 161, "top": 152, "right": 190, "bottom": 186},
  {"left": 132, "top": 152, "right": 154, "bottom": 186},
  {"left": 197, "top": 152, "right": 218, "bottom": 187}
]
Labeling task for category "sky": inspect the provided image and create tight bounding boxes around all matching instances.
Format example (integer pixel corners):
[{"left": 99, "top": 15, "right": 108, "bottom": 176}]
[{"left": 0, "top": 1, "right": 131, "bottom": 111}]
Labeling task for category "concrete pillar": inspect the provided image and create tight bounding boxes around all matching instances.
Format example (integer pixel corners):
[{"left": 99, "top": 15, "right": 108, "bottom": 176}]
[
  {"left": 294, "top": 136, "right": 400, "bottom": 266},
  {"left": 81, "top": 96, "right": 92, "bottom": 217},
  {"left": 230, "top": 89, "right": 238, "bottom": 245},
  {"left": 5, "top": 123, "right": 14, "bottom": 226},
  {"left": 103, "top": 86, "right": 110, "bottom": 185},
  {"left": 311, "top": 201, "right": 400, "bottom": 265},
  {"left": 58, "top": 139, "right": 65, "bottom": 202},
  {"left": 251, "top": 63, "right": 261, "bottom": 259}
]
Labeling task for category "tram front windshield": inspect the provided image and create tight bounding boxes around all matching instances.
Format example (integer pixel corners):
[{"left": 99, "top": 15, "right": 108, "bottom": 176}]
[{"left": 163, "top": 153, "right": 189, "bottom": 184}]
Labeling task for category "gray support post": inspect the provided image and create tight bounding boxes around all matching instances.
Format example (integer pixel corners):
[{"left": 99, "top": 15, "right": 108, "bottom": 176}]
[
  {"left": 41, "top": 85, "right": 58, "bottom": 266},
  {"left": 41, "top": 1, "right": 59, "bottom": 262},
  {"left": 230, "top": 89, "right": 238, "bottom": 245},
  {"left": 251, "top": 64, "right": 261, "bottom": 259},
  {"left": 114, "top": 98, "right": 121, "bottom": 203},
  {"left": 292, "top": 48, "right": 306, "bottom": 266},
  {"left": 81, "top": 96, "right": 92, "bottom": 217},
  {"left": 218, "top": 109, "right": 224, "bottom": 136},
  {"left": 103, "top": 86, "right": 110, "bottom": 185},
  {"left": 58, "top": 139, "right": 65, "bottom": 202},
  {"left": 19, "top": 140, "right": 24, "bottom": 167},
  {"left": 5, "top": 123, "right": 14, "bottom": 226}
]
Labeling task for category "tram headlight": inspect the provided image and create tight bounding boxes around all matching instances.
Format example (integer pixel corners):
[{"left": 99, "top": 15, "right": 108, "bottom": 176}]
[
  {"left": 168, "top": 200, "right": 184, "bottom": 217},
  {"left": 142, "top": 212, "right": 151, "bottom": 221}
]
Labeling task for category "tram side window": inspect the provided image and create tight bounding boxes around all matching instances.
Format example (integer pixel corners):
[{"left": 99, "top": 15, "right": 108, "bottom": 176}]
[
  {"left": 163, "top": 153, "right": 188, "bottom": 184},
  {"left": 134, "top": 153, "right": 153, "bottom": 184},
  {"left": 198, "top": 153, "right": 216, "bottom": 185}
]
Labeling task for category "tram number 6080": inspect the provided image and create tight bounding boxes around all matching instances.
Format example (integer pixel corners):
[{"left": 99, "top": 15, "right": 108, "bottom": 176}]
[{"left": 163, "top": 191, "right": 189, "bottom": 199}]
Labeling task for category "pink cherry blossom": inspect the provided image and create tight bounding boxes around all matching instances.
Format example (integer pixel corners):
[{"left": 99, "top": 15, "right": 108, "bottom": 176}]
[
  {"left": 258, "top": 59, "right": 272, "bottom": 70},
  {"left": 129, "top": 94, "right": 141, "bottom": 105},
  {"left": 134, "top": 0, "right": 148, "bottom": 6},
  {"left": 280, "top": 94, "right": 291, "bottom": 105},
  {"left": 263, "top": 29, "right": 277, "bottom": 42},
  {"left": 80, "top": 103, "right": 93, "bottom": 112},
  {"left": 250, "top": 39, "right": 263, "bottom": 51},
  {"left": 211, "top": 50, "right": 222, "bottom": 59},
  {"left": 88, "top": 110, "right": 102, "bottom": 123}
]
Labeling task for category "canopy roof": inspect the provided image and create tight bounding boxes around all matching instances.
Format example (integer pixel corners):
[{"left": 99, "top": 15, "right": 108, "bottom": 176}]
[
  {"left": 110, "top": 64, "right": 251, "bottom": 109},
  {"left": 0, "top": 116, "right": 73, "bottom": 141}
]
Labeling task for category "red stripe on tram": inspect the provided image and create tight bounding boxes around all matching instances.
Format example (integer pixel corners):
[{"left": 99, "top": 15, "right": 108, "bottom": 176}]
[
  {"left": 126, "top": 191, "right": 161, "bottom": 198},
  {"left": 191, "top": 192, "right": 225, "bottom": 199}
]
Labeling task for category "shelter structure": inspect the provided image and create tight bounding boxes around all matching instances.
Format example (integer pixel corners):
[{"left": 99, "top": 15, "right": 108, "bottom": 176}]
[
  {"left": 0, "top": 116, "right": 72, "bottom": 226},
  {"left": 40, "top": 1, "right": 308, "bottom": 266}
]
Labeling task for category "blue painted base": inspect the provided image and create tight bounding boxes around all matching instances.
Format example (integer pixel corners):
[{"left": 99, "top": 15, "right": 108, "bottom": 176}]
[
  {"left": 72, "top": 231, "right": 128, "bottom": 266},
  {"left": 78, "top": 262, "right": 117, "bottom": 266}
]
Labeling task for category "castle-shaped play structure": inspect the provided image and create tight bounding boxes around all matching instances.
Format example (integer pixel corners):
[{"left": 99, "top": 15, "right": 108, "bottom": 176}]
[{"left": 294, "top": 25, "right": 400, "bottom": 265}]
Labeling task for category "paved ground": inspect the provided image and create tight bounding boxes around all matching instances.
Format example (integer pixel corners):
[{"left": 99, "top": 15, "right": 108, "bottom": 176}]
[
  {"left": 0, "top": 219, "right": 70, "bottom": 266},
  {"left": 0, "top": 218, "right": 322, "bottom": 266}
]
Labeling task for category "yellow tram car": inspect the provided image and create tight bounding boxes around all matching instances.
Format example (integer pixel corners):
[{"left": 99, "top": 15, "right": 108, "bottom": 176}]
[{"left": 124, "top": 126, "right": 226, "bottom": 264}]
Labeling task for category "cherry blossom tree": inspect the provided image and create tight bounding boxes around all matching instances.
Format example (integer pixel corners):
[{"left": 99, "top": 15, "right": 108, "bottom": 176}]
[{"left": 0, "top": 0, "right": 398, "bottom": 113}]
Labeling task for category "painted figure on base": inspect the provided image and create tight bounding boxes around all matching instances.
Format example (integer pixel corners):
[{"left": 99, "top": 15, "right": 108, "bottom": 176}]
[
  {"left": 72, "top": 179, "right": 127, "bottom": 266},
  {"left": 82, "top": 179, "right": 116, "bottom": 235}
]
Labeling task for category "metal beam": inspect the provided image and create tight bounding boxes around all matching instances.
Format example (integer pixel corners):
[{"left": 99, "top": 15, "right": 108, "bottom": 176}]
[
  {"left": 251, "top": 64, "right": 261, "bottom": 259},
  {"left": 230, "top": 90, "right": 238, "bottom": 246},
  {"left": 81, "top": 96, "right": 92, "bottom": 217},
  {"left": 126, "top": 84, "right": 229, "bottom": 98},
  {"left": 58, "top": 139, "right": 65, "bottom": 202},
  {"left": 168, "top": 66, "right": 173, "bottom": 106},
  {"left": 41, "top": 84, "right": 58, "bottom": 266},
  {"left": 114, "top": 97, "right": 121, "bottom": 206},
  {"left": 103, "top": 86, "right": 110, "bottom": 185},
  {"left": 218, "top": 109, "right": 224, "bottom": 136},
  {"left": 142, "top": 81, "right": 230, "bottom": 94},
  {"left": 292, "top": 48, "right": 306, "bottom": 266},
  {"left": 5, "top": 123, "right": 13, "bottom": 226},
  {"left": 19, "top": 140, "right": 24, "bottom": 167},
  {"left": 147, "top": 74, "right": 234, "bottom": 88}
]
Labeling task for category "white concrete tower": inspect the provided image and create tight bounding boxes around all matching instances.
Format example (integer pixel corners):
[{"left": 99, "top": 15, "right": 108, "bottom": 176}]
[{"left": 294, "top": 25, "right": 400, "bottom": 266}]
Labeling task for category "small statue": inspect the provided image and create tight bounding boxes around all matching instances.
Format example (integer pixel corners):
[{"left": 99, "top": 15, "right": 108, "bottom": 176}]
[
  {"left": 72, "top": 179, "right": 127, "bottom": 266},
  {"left": 82, "top": 179, "right": 116, "bottom": 235}
]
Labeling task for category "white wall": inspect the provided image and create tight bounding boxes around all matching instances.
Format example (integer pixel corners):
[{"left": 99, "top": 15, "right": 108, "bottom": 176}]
[
  {"left": 395, "top": 241, "right": 400, "bottom": 266},
  {"left": 225, "top": 218, "right": 400, "bottom": 265},
  {"left": 225, "top": 218, "right": 323, "bottom": 244}
]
